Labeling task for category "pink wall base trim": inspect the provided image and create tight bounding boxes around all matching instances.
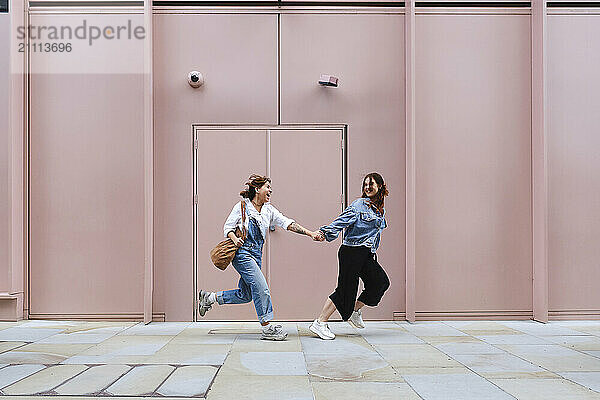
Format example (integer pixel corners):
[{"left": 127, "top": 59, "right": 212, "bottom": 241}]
[
  {"left": 548, "top": 310, "right": 600, "bottom": 320},
  {"left": 409, "top": 310, "right": 534, "bottom": 321},
  {"left": 27, "top": 312, "right": 166, "bottom": 322}
]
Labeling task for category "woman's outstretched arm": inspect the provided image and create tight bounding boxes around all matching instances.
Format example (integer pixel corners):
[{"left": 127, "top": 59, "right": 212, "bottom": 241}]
[
  {"left": 319, "top": 203, "right": 359, "bottom": 242},
  {"left": 287, "top": 222, "right": 322, "bottom": 240},
  {"left": 270, "top": 205, "right": 321, "bottom": 240}
]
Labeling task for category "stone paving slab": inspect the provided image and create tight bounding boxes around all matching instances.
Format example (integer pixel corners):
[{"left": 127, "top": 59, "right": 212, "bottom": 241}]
[
  {"left": 59, "top": 322, "right": 137, "bottom": 334},
  {"left": 170, "top": 330, "right": 237, "bottom": 345},
  {"left": 452, "top": 353, "right": 545, "bottom": 374},
  {"left": 0, "top": 351, "right": 67, "bottom": 364},
  {"left": 361, "top": 329, "right": 424, "bottom": 345},
  {"left": 376, "top": 344, "right": 462, "bottom": 368},
  {"left": 568, "top": 327, "right": 600, "bottom": 337},
  {"left": 403, "top": 372, "right": 516, "bottom": 400},
  {"left": 233, "top": 334, "right": 302, "bottom": 352},
  {"left": 18, "top": 343, "right": 95, "bottom": 357},
  {"left": 207, "top": 375, "right": 313, "bottom": 400},
  {"left": 54, "top": 364, "right": 131, "bottom": 395},
  {"left": 117, "top": 322, "right": 190, "bottom": 336},
  {"left": 146, "top": 344, "right": 230, "bottom": 365},
  {"left": 305, "top": 353, "right": 390, "bottom": 381},
  {"left": 77, "top": 335, "right": 173, "bottom": 356},
  {"left": 300, "top": 335, "right": 374, "bottom": 355},
  {"left": 434, "top": 341, "right": 506, "bottom": 356},
  {"left": 393, "top": 366, "right": 472, "bottom": 375},
  {"left": 542, "top": 335, "right": 600, "bottom": 351},
  {"left": 105, "top": 365, "right": 175, "bottom": 396},
  {"left": 558, "top": 371, "right": 600, "bottom": 393},
  {"left": 17, "top": 321, "right": 77, "bottom": 328},
  {"left": 157, "top": 366, "right": 218, "bottom": 397},
  {"left": 497, "top": 344, "right": 600, "bottom": 371},
  {"left": 401, "top": 322, "right": 469, "bottom": 337},
  {"left": 2, "top": 364, "right": 87, "bottom": 395},
  {"left": 442, "top": 321, "right": 521, "bottom": 335},
  {"left": 418, "top": 335, "right": 481, "bottom": 345},
  {"left": 36, "top": 332, "right": 119, "bottom": 344},
  {"left": 503, "top": 321, "right": 587, "bottom": 337},
  {"left": 0, "top": 364, "right": 46, "bottom": 391},
  {"left": 0, "top": 342, "right": 25, "bottom": 354},
  {"left": 0, "top": 328, "right": 64, "bottom": 342},
  {"left": 219, "top": 351, "right": 307, "bottom": 376},
  {"left": 475, "top": 334, "right": 551, "bottom": 345},
  {"left": 490, "top": 378, "right": 600, "bottom": 400},
  {"left": 312, "top": 381, "right": 421, "bottom": 400},
  {"left": 0, "top": 322, "right": 23, "bottom": 329}
]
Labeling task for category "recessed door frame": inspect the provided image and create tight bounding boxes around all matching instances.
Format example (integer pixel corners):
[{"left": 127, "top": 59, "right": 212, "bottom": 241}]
[{"left": 192, "top": 124, "right": 347, "bottom": 321}]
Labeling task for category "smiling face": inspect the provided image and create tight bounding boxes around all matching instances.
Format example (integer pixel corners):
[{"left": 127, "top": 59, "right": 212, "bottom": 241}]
[
  {"left": 254, "top": 181, "right": 272, "bottom": 204},
  {"left": 363, "top": 176, "right": 379, "bottom": 198}
]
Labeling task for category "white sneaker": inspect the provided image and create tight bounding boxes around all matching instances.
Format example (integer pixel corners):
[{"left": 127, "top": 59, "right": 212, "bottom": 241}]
[
  {"left": 261, "top": 324, "right": 288, "bottom": 341},
  {"left": 309, "top": 319, "right": 335, "bottom": 340},
  {"left": 198, "top": 290, "right": 214, "bottom": 317},
  {"left": 348, "top": 309, "right": 365, "bottom": 329}
]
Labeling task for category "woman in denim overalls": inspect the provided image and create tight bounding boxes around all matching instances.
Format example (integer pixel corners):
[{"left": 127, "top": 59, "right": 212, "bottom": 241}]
[
  {"left": 198, "top": 174, "right": 323, "bottom": 341},
  {"left": 310, "top": 173, "right": 390, "bottom": 340}
]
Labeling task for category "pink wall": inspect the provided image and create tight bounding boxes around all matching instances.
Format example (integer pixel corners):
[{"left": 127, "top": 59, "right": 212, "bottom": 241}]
[
  {"left": 0, "top": 14, "right": 9, "bottom": 292},
  {"left": 15, "top": 5, "right": 600, "bottom": 321},
  {"left": 280, "top": 14, "right": 405, "bottom": 319},
  {"left": 547, "top": 15, "right": 600, "bottom": 318},
  {"left": 153, "top": 13, "right": 404, "bottom": 321},
  {"left": 153, "top": 14, "right": 279, "bottom": 321},
  {"left": 415, "top": 15, "right": 533, "bottom": 318},
  {"left": 27, "top": 13, "right": 145, "bottom": 318}
]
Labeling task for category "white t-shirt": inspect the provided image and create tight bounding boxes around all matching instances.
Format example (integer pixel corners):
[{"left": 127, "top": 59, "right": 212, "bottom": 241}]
[{"left": 223, "top": 198, "right": 295, "bottom": 239}]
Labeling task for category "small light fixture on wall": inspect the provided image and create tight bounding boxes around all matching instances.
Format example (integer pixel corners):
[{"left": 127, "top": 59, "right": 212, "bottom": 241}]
[
  {"left": 188, "top": 71, "right": 204, "bottom": 88},
  {"left": 319, "top": 74, "right": 339, "bottom": 87}
]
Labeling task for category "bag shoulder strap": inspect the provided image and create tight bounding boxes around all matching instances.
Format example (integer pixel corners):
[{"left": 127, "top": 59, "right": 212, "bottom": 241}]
[{"left": 240, "top": 200, "right": 247, "bottom": 240}]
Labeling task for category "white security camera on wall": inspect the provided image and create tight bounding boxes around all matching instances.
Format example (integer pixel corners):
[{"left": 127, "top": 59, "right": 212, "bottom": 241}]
[{"left": 188, "top": 71, "right": 204, "bottom": 88}]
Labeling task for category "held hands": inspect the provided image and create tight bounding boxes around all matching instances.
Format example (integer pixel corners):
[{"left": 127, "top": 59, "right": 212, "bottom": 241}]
[{"left": 311, "top": 231, "right": 326, "bottom": 242}]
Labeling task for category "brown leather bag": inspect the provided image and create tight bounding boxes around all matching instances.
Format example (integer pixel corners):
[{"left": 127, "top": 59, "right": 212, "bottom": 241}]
[{"left": 210, "top": 200, "right": 247, "bottom": 270}]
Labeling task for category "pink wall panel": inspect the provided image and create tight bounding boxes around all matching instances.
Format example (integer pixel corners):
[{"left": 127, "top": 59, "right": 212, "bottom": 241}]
[
  {"left": 415, "top": 15, "right": 532, "bottom": 316},
  {"left": 280, "top": 14, "right": 405, "bottom": 319},
  {"left": 29, "top": 73, "right": 145, "bottom": 315},
  {"left": 195, "top": 129, "right": 267, "bottom": 321},
  {"left": 153, "top": 14, "right": 278, "bottom": 320},
  {"left": 547, "top": 15, "right": 600, "bottom": 315},
  {"left": 0, "top": 15, "right": 10, "bottom": 292}
]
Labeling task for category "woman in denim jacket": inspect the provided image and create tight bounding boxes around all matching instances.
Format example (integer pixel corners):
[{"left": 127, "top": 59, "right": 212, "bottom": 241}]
[
  {"left": 198, "top": 174, "right": 322, "bottom": 341},
  {"left": 310, "top": 172, "right": 390, "bottom": 340}
]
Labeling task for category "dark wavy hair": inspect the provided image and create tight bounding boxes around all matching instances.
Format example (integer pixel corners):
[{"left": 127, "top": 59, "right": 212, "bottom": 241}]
[
  {"left": 240, "top": 174, "right": 271, "bottom": 200},
  {"left": 361, "top": 172, "right": 389, "bottom": 214}
]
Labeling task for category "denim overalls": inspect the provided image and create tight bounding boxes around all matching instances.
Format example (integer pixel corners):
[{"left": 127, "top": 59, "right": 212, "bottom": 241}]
[{"left": 216, "top": 218, "right": 273, "bottom": 323}]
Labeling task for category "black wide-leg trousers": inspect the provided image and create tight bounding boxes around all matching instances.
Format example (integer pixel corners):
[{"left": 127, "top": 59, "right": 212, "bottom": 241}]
[{"left": 329, "top": 245, "right": 390, "bottom": 321}]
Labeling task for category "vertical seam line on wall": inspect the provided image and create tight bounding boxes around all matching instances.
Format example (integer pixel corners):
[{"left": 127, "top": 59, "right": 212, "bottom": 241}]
[
  {"left": 192, "top": 128, "right": 198, "bottom": 322},
  {"left": 9, "top": 0, "right": 26, "bottom": 319},
  {"left": 143, "top": 0, "right": 154, "bottom": 324},
  {"left": 405, "top": 0, "right": 416, "bottom": 323},
  {"left": 277, "top": 13, "right": 281, "bottom": 125},
  {"left": 26, "top": 3, "right": 31, "bottom": 320},
  {"left": 266, "top": 130, "right": 271, "bottom": 288}
]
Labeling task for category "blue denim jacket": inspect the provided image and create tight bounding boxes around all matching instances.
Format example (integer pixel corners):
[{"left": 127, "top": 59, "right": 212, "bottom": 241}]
[{"left": 319, "top": 198, "right": 387, "bottom": 253}]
